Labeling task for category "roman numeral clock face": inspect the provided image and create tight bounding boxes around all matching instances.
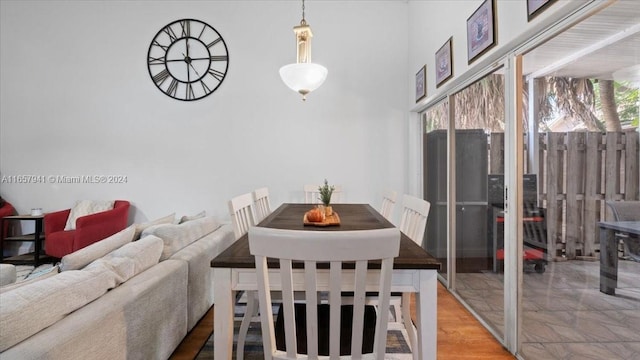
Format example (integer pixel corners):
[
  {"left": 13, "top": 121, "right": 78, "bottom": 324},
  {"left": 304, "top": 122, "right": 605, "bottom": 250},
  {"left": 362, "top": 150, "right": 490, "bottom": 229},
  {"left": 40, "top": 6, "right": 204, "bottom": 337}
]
[{"left": 148, "top": 19, "right": 229, "bottom": 101}]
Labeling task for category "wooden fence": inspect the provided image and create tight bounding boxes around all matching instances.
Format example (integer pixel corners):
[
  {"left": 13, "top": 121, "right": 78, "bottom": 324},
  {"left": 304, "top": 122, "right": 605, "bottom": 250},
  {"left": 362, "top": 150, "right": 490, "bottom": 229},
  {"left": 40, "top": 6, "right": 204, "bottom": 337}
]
[{"left": 489, "top": 131, "right": 639, "bottom": 260}]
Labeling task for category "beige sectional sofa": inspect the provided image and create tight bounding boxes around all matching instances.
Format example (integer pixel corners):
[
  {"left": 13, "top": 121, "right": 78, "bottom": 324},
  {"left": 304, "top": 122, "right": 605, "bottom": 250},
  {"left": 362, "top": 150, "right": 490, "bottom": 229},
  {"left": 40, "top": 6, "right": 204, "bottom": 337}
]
[{"left": 0, "top": 215, "right": 235, "bottom": 360}]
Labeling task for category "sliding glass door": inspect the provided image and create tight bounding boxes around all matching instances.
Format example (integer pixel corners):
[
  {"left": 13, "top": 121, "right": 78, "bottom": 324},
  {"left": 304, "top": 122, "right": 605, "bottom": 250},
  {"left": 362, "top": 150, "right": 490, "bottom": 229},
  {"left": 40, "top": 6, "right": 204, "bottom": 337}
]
[
  {"left": 419, "top": 2, "right": 639, "bottom": 358},
  {"left": 452, "top": 70, "right": 506, "bottom": 340},
  {"left": 519, "top": 2, "right": 640, "bottom": 357},
  {"left": 423, "top": 100, "right": 450, "bottom": 281}
]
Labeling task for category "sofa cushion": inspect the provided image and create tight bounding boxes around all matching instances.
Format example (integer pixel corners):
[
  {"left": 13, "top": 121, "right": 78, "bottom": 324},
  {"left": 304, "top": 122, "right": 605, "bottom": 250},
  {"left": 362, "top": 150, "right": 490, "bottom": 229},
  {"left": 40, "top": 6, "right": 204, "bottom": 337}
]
[
  {"left": 179, "top": 210, "right": 206, "bottom": 224},
  {"left": 0, "top": 265, "right": 118, "bottom": 352},
  {"left": 84, "top": 235, "right": 163, "bottom": 284},
  {"left": 141, "top": 216, "right": 221, "bottom": 261},
  {"left": 0, "top": 266, "right": 59, "bottom": 294},
  {"left": 0, "top": 260, "right": 189, "bottom": 360},
  {"left": 59, "top": 225, "right": 135, "bottom": 271},
  {"left": 64, "top": 200, "right": 115, "bottom": 230},
  {"left": 0, "top": 264, "right": 16, "bottom": 287},
  {"left": 133, "top": 213, "right": 175, "bottom": 240},
  {"left": 169, "top": 224, "right": 235, "bottom": 331}
]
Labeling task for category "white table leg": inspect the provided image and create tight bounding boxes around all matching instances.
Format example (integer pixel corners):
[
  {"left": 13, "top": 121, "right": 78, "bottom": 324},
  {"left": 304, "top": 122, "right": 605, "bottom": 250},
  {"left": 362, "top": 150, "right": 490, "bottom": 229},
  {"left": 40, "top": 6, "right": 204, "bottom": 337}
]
[
  {"left": 214, "top": 268, "right": 234, "bottom": 360},
  {"left": 415, "top": 270, "right": 437, "bottom": 360}
]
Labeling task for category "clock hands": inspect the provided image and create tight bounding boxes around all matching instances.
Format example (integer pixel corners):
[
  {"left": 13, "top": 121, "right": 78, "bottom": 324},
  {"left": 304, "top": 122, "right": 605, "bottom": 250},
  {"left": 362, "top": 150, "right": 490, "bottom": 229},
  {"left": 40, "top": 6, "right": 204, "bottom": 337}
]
[
  {"left": 189, "top": 62, "right": 200, "bottom": 77},
  {"left": 165, "top": 56, "right": 214, "bottom": 62},
  {"left": 185, "top": 39, "right": 191, "bottom": 82},
  {"left": 185, "top": 40, "right": 200, "bottom": 77},
  {"left": 161, "top": 39, "right": 207, "bottom": 78},
  {"left": 181, "top": 52, "right": 201, "bottom": 77}
]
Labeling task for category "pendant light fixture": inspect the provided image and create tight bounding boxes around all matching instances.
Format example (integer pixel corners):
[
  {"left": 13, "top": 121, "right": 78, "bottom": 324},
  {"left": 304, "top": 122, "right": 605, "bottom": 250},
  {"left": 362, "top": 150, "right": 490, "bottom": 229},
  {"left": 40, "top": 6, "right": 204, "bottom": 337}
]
[{"left": 279, "top": 0, "right": 328, "bottom": 101}]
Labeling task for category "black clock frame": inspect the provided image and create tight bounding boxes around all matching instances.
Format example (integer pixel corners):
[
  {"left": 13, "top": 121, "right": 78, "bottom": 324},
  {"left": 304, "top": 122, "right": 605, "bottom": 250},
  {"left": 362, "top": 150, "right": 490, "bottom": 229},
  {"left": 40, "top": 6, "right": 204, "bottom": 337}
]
[{"left": 147, "top": 19, "right": 229, "bottom": 101}]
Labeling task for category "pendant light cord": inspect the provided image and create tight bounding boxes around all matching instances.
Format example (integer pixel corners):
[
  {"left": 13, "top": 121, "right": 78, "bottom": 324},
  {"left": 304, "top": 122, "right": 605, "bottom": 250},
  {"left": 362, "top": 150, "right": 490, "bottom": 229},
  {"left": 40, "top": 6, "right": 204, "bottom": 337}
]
[{"left": 300, "top": 0, "right": 306, "bottom": 25}]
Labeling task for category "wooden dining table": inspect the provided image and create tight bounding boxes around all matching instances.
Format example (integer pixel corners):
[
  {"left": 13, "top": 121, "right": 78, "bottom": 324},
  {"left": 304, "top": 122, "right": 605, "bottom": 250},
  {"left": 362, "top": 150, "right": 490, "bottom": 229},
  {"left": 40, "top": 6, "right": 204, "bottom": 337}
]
[{"left": 211, "top": 203, "right": 441, "bottom": 359}]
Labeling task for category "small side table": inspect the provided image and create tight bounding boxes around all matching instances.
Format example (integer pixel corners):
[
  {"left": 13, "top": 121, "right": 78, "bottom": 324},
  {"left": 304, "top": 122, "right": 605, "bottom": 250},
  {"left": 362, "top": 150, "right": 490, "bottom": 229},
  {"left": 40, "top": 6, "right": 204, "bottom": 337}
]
[{"left": 1, "top": 215, "right": 45, "bottom": 266}]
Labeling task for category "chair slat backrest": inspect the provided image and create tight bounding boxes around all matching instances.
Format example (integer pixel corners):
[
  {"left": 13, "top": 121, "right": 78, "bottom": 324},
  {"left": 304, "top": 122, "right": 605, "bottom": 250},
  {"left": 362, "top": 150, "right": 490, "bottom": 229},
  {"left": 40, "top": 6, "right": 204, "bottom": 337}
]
[
  {"left": 249, "top": 227, "right": 400, "bottom": 360},
  {"left": 253, "top": 187, "right": 272, "bottom": 224},
  {"left": 380, "top": 190, "right": 398, "bottom": 221},
  {"left": 606, "top": 200, "right": 640, "bottom": 221},
  {"left": 228, "top": 192, "right": 257, "bottom": 240},
  {"left": 399, "top": 194, "right": 431, "bottom": 246},
  {"left": 304, "top": 184, "right": 343, "bottom": 204}
]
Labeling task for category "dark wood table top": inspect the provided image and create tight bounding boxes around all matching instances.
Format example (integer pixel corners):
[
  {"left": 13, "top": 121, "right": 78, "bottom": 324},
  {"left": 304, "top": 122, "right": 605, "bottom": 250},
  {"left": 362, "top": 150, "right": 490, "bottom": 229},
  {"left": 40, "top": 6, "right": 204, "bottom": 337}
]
[{"left": 211, "top": 203, "right": 441, "bottom": 270}]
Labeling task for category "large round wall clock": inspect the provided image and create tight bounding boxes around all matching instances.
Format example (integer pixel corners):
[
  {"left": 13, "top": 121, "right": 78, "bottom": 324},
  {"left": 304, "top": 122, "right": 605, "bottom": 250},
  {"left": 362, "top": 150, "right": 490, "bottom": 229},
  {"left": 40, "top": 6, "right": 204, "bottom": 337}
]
[{"left": 147, "top": 19, "right": 229, "bottom": 101}]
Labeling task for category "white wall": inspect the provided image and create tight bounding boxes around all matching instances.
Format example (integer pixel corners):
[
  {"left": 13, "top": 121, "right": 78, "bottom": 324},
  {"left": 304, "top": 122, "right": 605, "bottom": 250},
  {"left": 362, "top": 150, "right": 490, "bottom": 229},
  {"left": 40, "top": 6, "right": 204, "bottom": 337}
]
[
  {"left": 0, "top": 0, "right": 410, "bottom": 224},
  {"left": 408, "top": 0, "right": 591, "bottom": 105}
]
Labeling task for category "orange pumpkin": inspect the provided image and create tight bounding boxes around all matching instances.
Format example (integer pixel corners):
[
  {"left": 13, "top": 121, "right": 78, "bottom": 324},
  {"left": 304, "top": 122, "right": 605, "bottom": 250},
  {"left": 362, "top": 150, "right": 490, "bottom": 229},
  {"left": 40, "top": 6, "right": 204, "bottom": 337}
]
[{"left": 306, "top": 208, "right": 324, "bottom": 222}]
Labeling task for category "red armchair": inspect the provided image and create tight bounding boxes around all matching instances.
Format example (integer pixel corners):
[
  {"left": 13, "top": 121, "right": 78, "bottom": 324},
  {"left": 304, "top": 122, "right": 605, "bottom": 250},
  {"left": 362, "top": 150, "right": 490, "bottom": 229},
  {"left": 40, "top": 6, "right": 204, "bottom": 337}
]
[
  {"left": 44, "top": 200, "right": 130, "bottom": 258},
  {"left": 1, "top": 199, "right": 17, "bottom": 256}
]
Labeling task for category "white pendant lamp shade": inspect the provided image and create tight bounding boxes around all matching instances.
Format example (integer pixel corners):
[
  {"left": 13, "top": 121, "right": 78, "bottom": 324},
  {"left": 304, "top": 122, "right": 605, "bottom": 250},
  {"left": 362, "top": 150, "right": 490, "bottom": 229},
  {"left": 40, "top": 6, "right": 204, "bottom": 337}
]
[
  {"left": 279, "top": 63, "right": 328, "bottom": 99},
  {"left": 280, "top": 0, "right": 327, "bottom": 101}
]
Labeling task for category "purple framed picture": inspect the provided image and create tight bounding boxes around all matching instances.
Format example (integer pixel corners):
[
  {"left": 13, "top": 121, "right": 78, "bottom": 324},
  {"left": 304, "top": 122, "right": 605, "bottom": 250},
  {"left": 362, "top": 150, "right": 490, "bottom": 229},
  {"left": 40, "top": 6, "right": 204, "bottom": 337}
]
[
  {"left": 527, "top": 0, "right": 556, "bottom": 21},
  {"left": 435, "top": 37, "right": 453, "bottom": 87},
  {"left": 466, "top": 0, "right": 496, "bottom": 64},
  {"left": 416, "top": 65, "right": 426, "bottom": 102}
]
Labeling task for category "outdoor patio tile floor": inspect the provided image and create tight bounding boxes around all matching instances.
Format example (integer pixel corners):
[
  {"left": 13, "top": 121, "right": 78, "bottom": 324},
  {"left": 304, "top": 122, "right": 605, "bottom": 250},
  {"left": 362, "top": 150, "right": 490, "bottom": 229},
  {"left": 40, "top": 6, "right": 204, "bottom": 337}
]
[{"left": 457, "top": 259, "right": 640, "bottom": 359}]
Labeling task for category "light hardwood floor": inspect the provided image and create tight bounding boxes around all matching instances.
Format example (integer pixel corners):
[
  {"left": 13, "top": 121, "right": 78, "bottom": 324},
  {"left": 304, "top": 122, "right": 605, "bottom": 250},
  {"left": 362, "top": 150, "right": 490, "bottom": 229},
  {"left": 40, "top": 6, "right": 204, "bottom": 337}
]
[
  {"left": 433, "top": 282, "right": 514, "bottom": 359},
  {"left": 170, "top": 281, "right": 514, "bottom": 359}
]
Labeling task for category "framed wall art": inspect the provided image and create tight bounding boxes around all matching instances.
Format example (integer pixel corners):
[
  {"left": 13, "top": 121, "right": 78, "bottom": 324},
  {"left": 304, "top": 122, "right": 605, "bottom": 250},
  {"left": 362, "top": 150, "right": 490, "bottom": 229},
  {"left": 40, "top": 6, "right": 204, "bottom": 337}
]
[
  {"left": 527, "top": 0, "right": 556, "bottom": 21},
  {"left": 435, "top": 37, "right": 453, "bottom": 87},
  {"left": 466, "top": 0, "right": 496, "bottom": 64},
  {"left": 416, "top": 65, "right": 426, "bottom": 102}
]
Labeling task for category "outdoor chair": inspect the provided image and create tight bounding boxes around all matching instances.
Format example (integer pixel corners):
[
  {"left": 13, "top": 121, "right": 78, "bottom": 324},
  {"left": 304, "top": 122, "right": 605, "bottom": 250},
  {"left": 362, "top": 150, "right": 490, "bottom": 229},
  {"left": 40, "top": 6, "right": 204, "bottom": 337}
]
[{"left": 606, "top": 200, "right": 640, "bottom": 262}]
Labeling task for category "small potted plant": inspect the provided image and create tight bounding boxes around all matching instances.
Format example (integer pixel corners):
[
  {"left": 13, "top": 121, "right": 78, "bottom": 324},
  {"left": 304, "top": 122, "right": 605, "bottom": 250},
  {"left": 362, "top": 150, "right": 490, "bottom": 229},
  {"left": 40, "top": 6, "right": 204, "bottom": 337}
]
[{"left": 318, "top": 179, "right": 335, "bottom": 216}]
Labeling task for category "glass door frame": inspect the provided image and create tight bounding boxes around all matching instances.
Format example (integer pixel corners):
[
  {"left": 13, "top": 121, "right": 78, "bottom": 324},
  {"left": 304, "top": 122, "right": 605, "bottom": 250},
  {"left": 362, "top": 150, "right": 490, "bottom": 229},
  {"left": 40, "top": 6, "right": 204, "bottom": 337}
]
[
  {"left": 503, "top": 53, "right": 524, "bottom": 353},
  {"left": 415, "top": 1, "right": 613, "bottom": 356},
  {"left": 420, "top": 53, "right": 528, "bottom": 356}
]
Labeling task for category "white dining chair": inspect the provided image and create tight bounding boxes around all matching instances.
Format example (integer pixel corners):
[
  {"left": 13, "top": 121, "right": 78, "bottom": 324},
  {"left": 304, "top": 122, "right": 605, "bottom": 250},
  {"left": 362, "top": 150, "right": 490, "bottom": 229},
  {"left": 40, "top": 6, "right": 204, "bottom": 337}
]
[
  {"left": 304, "top": 184, "right": 343, "bottom": 204},
  {"left": 229, "top": 191, "right": 295, "bottom": 359},
  {"left": 228, "top": 192, "right": 257, "bottom": 240},
  {"left": 399, "top": 194, "right": 431, "bottom": 246},
  {"left": 249, "top": 226, "right": 400, "bottom": 359},
  {"left": 363, "top": 194, "right": 431, "bottom": 329},
  {"left": 253, "top": 187, "right": 272, "bottom": 224},
  {"left": 387, "top": 194, "right": 431, "bottom": 329},
  {"left": 228, "top": 192, "right": 260, "bottom": 359},
  {"left": 380, "top": 190, "right": 398, "bottom": 222}
]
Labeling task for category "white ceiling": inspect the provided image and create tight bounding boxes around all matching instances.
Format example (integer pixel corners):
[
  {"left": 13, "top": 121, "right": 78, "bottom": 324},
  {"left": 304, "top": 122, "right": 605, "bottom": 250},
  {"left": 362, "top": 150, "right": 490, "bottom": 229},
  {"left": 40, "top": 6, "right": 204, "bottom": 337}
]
[{"left": 524, "top": 0, "right": 640, "bottom": 83}]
